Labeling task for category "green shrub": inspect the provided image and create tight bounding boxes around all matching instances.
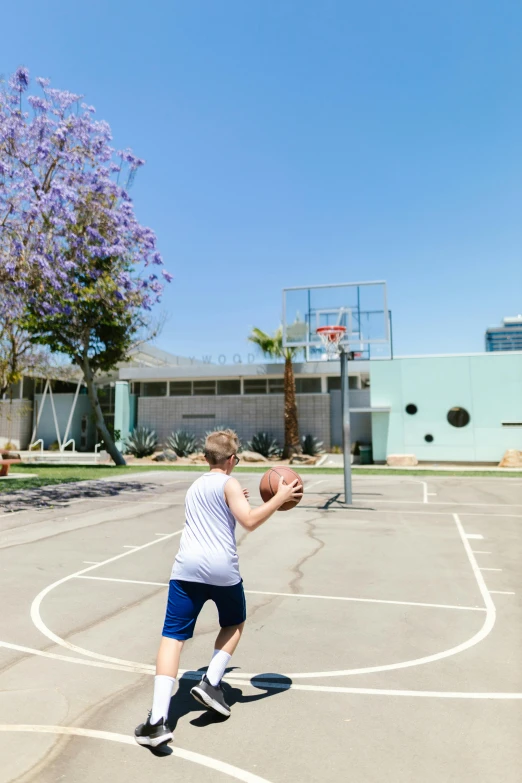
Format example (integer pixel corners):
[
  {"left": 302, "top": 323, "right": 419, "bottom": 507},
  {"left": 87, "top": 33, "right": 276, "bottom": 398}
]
[
  {"left": 125, "top": 426, "right": 158, "bottom": 458},
  {"left": 301, "top": 434, "right": 325, "bottom": 456},
  {"left": 165, "top": 430, "right": 198, "bottom": 457},
  {"left": 246, "top": 432, "right": 281, "bottom": 458}
]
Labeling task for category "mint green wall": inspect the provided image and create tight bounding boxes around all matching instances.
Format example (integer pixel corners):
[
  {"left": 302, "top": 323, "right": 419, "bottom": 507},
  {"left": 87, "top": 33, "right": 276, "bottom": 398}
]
[
  {"left": 370, "top": 354, "right": 522, "bottom": 462},
  {"left": 114, "top": 382, "right": 131, "bottom": 451}
]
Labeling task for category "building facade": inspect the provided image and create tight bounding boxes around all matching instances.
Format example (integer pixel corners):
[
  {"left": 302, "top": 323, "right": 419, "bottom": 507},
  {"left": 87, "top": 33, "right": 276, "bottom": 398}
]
[
  {"left": 485, "top": 316, "right": 522, "bottom": 352},
  {"left": 371, "top": 352, "right": 522, "bottom": 462}
]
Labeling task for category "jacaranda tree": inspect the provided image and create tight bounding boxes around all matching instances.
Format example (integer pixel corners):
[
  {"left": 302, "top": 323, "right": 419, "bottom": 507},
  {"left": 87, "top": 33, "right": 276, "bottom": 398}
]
[{"left": 0, "top": 68, "right": 172, "bottom": 464}]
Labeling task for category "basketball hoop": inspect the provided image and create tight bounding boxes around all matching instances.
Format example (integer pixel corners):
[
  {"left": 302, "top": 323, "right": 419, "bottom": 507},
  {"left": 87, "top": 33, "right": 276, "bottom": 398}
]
[{"left": 316, "top": 325, "right": 347, "bottom": 358}]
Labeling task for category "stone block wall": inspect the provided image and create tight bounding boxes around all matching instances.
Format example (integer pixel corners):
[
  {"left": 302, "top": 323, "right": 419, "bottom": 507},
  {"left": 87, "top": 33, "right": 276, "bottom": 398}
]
[
  {"left": 0, "top": 400, "right": 33, "bottom": 449},
  {"left": 137, "top": 394, "right": 331, "bottom": 450}
]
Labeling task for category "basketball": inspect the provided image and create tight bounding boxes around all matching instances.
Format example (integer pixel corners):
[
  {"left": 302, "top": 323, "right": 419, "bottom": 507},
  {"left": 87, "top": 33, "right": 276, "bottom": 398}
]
[{"left": 259, "top": 466, "right": 303, "bottom": 511}]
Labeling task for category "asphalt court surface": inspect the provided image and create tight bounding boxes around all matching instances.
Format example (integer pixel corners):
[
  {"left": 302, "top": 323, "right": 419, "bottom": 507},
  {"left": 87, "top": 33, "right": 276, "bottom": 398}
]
[{"left": 0, "top": 471, "right": 520, "bottom": 782}]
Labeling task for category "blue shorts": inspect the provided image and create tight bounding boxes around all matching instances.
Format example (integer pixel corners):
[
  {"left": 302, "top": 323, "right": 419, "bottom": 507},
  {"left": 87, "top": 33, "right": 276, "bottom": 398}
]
[{"left": 162, "top": 579, "right": 247, "bottom": 641}]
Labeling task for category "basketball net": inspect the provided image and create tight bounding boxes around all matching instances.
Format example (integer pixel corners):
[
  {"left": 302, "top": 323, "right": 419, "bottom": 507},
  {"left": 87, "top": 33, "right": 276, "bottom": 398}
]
[{"left": 316, "top": 325, "right": 347, "bottom": 359}]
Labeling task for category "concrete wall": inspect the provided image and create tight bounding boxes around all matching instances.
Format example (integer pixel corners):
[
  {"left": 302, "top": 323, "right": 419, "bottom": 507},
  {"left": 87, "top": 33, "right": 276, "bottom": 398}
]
[
  {"left": 0, "top": 400, "right": 33, "bottom": 449},
  {"left": 137, "top": 394, "right": 331, "bottom": 450},
  {"left": 329, "top": 390, "right": 372, "bottom": 448},
  {"left": 34, "top": 393, "right": 96, "bottom": 450},
  {"left": 370, "top": 354, "right": 522, "bottom": 462}
]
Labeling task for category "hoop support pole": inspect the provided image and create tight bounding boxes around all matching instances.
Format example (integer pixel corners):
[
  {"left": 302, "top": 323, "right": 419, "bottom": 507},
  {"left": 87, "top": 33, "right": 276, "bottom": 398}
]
[{"left": 340, "top": 348, "right": 352, "bottom": 505}]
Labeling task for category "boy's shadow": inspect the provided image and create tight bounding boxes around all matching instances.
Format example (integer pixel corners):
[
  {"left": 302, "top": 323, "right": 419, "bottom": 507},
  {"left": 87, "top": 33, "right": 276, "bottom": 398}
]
[
  {"left": 149, "top": 668, "right": 291, "bottom": 756},
  {"left": 169, "top": 667, "right": 292, "bottom": 731}
]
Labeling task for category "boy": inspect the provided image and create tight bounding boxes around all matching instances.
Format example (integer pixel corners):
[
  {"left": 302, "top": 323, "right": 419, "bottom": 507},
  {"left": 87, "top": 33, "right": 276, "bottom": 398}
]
[{"left": 135, "top": 429, "right": 302, "bottom": 747}]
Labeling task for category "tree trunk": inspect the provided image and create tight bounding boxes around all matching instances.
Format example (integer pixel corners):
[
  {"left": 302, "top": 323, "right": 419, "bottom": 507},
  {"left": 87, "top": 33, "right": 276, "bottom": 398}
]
[
  {"left": 82, "top": 356, "right": 126, "bottom": 466},
  {"left": 282, "top": 355, "right": 302, "bottom": 459}
]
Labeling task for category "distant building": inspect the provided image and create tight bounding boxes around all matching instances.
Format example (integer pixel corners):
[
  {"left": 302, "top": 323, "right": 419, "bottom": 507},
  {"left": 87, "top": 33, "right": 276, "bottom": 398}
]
[{"left": 485, "top": 315, "right": 522, "bottom": 352}]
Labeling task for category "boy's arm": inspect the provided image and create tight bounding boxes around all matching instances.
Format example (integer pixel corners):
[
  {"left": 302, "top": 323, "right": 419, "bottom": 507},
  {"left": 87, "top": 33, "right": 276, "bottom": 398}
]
[{"left": 225, "top": 476, "right": 303, "bottom": 532}]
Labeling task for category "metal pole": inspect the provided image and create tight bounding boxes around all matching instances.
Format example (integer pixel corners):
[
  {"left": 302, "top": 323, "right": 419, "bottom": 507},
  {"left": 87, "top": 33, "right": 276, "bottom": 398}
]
[{"left": 340, "top": 349, "right": 352, "bottom": 504}]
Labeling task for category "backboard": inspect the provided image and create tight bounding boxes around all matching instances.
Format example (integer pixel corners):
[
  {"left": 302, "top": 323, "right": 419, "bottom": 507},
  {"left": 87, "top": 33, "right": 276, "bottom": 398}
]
[{"left": 282, "top": 281, "right": 391, "bottom": 361}]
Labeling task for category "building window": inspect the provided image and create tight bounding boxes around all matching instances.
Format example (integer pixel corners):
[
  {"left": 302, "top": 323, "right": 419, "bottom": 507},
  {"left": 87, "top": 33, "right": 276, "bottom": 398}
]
[
  {"left": 193, "top": 381, "right": 216, "bottom": 396},
  {"left": 424, "top": 434, "right": 434, "bottom": 443},
  {"left": 217, "top": 380, "right": 241, "bottom": 395},
  {"left": 142, "top": 382, "right": 167, "bottom": 397},
  {"left": 244, "top": 379, "right": 267, "bottom": 394},
  {"left": 295, "top": 378, "right": 321, "bottom": 393},
  {"left": 268, "top": 379, "right": 284, "bottom": 394},
  {"left": 170, "top": 381, "right": 192, "bottom": 396},
  {"left": 447, "top": 407, "right": 470, "bottom": 428},
  {"left": 327, "top": 376, "right": 359, "bottom": 391},
  {"left": 405, "top": 404, "right": 417, "bottom": 415},
  {"left": 131, "top": 382, "right": 141, "bottom": 396}
]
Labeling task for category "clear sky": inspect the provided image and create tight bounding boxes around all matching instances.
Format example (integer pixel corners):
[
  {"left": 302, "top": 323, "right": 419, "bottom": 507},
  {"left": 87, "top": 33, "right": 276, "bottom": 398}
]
[{"left": 3, "top": 0, "right": 522, "bottom": 362}]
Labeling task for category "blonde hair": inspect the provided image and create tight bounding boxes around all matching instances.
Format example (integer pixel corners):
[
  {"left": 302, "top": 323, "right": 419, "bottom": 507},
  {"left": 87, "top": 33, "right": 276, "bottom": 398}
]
[{"left": 204, "top": 429, "right": 240, "bottom": 465}]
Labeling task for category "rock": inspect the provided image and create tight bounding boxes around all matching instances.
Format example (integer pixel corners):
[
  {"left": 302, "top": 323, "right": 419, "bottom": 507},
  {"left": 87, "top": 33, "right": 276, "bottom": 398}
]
[
  {"left": 163, "top": 449, "right": 178, "bottom": 462},
  {"left": 498, "top": 449, "right": 522, "bottom": 468},
  {"left": 188, "top": 452, "right": 207, "bottom": 464},
  {"left": 240, "top": 450, "right": 269, "bottom": 463},
  {"left": 153, "top": 452, "right": 166, "bottom": 462},
  {"left": 386, "top": 454, "right": 418, "bottom": 467},
  {"left": 290, "top": 454, "right": 319, "bottom": 465}
]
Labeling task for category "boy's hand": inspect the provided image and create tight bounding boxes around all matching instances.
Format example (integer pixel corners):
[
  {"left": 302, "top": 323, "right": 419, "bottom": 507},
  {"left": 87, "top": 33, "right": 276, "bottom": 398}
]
[
  {"left": 242, "top": 488, "right": 250, "bottom": 500},
  {"left": 275, "top": 476, "right": 303, "bottom": 507}
]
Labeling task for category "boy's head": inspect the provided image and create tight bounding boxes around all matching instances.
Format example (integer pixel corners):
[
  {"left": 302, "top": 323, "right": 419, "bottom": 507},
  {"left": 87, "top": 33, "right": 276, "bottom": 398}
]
[{"left": 204, "top": 429, "right": 240, "bottom": 470}]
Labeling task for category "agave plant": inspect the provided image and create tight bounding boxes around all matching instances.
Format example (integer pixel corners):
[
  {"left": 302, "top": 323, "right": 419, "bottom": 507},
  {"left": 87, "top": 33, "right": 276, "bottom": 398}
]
[
  {"left": 246, "top": 432, "right": 282, "bottom": 458},
  {"left": 125, "top": 426, "right": 158, "bottom": 458},
  {"left": 165, "top": 430, "right": 198, "bottom": 457},
  {"left": 301, "top": 434, "right": 325, "bottom": 456}
]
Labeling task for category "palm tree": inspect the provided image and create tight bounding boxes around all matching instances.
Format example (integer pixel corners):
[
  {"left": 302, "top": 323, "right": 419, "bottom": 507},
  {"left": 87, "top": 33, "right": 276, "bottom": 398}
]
[{"left": 248, "top": 327, "right": 302, "bottom": 458}]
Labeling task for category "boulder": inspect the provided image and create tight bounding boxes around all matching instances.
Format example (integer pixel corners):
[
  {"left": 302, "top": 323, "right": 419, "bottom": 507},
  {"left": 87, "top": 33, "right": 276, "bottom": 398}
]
[
  {"left": 163, "top": 449, "right": 178, "bottom": 462},
  {"left": 386, "top": 454, "right": 418, "bottom": 467},
  {"left": 152, "top": 452, "right": 166, "bottom": 462},
  {"left": 498, "top": 449, "right": 522, "bottom": 468},
  {"left": 188, "top": 451, "right": 207, "bottom": 464},
  {"left": 240, "top": 450, "right": 269, "bottom": 463},
  {"left": 290, "top": 454, "right": 319, "bottom": 465}
]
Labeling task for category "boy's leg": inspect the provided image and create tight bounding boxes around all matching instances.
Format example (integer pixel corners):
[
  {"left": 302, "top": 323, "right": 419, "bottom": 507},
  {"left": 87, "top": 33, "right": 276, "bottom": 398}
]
[
  {"left": 150, "top": 637, "right": 184, "bottom": 724},
  {"left": 206, "top": 622, "right": 244, "bottom": 686},
  {"left": 190, "top": 582, "right": 246, "bottom": 716},
  {"left": 135, "top": 580, "right": 206, "bottom": 744}
]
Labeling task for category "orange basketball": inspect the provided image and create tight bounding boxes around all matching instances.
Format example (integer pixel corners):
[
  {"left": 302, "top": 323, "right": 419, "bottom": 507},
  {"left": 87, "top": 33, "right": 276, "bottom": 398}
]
[{"left": 259, "top": 466, "right": 303, "bottom": 511}]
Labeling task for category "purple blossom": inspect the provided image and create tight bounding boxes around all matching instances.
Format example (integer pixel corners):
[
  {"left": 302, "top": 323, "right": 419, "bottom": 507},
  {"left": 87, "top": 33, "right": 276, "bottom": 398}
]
[{"left": 0, "top": 68, "right": 172, "bottom": 320}]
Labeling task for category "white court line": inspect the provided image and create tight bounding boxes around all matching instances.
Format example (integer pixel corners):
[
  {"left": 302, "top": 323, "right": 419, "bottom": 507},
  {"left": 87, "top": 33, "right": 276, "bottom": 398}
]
[
  {"left": 472, "top": 551, "right": 491, "bottom": 554},
  {"left": 490, "top": 591, "right": 515, "bottom": 595},
  {"left": 465, "top": 534, "right": 484, "bottom": 540},
  {"left": 303, "top": 479, "right": 327, "bottom": 491},
  {"left": 74, "top": 576, "right": 486, "bottom": 613},
  {"left": 0, "top": 641, "right": 520, "bottom": 700},
  {"left": 480, "top": 568, "right": 502, "bottom": 572},
  {"left": 352, "top": 499, "right": 522, "bottom": 507},
  {"left": 30, "top": 515, "right": 497, "bottom": 680},
  {"left": 29, "top": 531, "right": 182, "bottom": 667},
  {"left": 0, "top": 725, "right": 273, "bottom": 783},
  {"left": 422, "top": 482, "right": 428, "bottom": 504}
]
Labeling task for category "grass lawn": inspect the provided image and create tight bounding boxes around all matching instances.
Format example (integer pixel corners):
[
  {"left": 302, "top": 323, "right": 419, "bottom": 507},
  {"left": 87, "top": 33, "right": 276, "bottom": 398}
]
[{"left": 1, "top": 462, "right": 521, "bottom": 493}]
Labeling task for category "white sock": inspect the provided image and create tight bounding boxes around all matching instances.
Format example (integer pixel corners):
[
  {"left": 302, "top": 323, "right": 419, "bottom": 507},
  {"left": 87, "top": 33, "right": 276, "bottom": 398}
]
[
  {"left": 206, "top": 649, "right": 231, "bottom": 687},
  {"left": 150, "top": 675, "right": 176, "bottom": 724}
]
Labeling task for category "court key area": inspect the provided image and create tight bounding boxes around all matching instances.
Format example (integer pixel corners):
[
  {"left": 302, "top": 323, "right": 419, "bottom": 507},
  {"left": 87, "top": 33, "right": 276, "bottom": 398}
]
[{"left": 0, "top": 471, "right": 520, "bottom": 782}]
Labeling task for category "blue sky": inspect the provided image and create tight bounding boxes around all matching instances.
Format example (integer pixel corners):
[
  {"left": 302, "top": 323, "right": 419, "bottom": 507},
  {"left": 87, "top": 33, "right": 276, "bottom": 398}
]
[{"left": 3, "top": 0, "right": 521, "bottom": 362}]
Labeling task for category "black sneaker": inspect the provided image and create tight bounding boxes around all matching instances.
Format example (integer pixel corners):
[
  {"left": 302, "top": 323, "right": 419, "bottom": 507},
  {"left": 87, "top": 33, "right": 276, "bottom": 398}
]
[
  {"left": 134, "top": 711, "right": 173, "bottom": 747},
  {"left": 190, "top": 675, "right": 231, "bottom": 717}
]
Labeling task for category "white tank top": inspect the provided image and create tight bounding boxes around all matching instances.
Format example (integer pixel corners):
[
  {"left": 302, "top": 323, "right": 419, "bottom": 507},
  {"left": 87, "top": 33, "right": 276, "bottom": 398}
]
[{"left": 171, "top": 472, "right": 241, "bottom": 587}]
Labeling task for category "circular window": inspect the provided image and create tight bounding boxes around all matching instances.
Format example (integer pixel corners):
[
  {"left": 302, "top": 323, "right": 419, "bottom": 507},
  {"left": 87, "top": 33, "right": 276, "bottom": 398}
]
[
  {"left": 447, "top": 407, "right": 470, "bottom": 428},
  {"left": 405, "top": 404, "right": 418, "bottom": 415},
  {"left": 424, "top": 434, "right": 434, "bottom": 443}
]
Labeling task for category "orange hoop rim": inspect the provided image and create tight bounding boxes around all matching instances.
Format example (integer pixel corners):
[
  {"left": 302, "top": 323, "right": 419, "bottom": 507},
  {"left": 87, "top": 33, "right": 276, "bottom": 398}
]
[{"left": 316, "top": 325, "right": 347, "bottom": 341}]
